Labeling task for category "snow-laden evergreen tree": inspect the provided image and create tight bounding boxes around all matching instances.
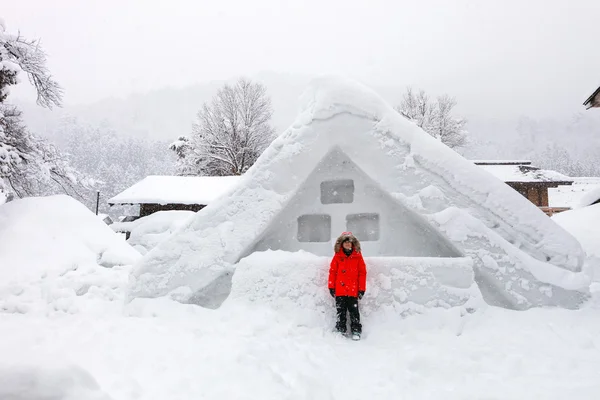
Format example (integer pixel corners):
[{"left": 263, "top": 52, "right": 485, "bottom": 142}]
[
  {"left": 0, "top": 19, "right": 89, "bottom": 200},
  {"left": 171, "top": 78, "right": 275, "bottom": 176},
  {"left": 396, "top": 88, "right": 467, "bottom": 149}
]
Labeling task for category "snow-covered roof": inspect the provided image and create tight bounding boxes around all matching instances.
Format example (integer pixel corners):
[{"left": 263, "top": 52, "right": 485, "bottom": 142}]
[
  {"left": 108, "top": 175, "right": 242, "bottom": 205},
  {"left": 472, "top": 160, "right": 532, "bottom": 165},
  {"left": 474, "top": 163, "right": 572, "bottom": 184},
  {"left": 549, "top": 178, "right": 600, "bottom": 208},
  {"left": 130, "top": 76, "right": 592, "bottom": 311},
  {"left": 583, "top": 85, "right": 600, "bottom": 109}
]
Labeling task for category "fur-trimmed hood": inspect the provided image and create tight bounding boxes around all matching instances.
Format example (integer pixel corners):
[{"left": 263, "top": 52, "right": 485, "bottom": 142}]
[{"left": 334, "top": 231, "right": 362, "bottom": 253}]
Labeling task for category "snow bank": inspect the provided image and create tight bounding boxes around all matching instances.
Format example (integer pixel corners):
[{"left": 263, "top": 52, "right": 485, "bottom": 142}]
[
  {"left": 130, "top": 75, "right": 591, "bottom": 310},
  {"left": 0, "top": 364, "right": 112, "bottom": 400},
  {"left": 577, "top": 184, "right": 600, "bottom": 208},
  {"left": 111, "top": 210, "right": 195, "bottom": 255},
  {"left": 0, "top": 195, "right": 140, "bottom": 314},
  {"left": 229, "top": 250, "right": 479, "bottom": 324},
  {"left": 553, "top": 204, "right": 600, "bottom": 260}
]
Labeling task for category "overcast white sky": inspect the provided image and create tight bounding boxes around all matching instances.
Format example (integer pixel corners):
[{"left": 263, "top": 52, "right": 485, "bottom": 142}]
[{"left": 3, "top": 0, "right": 600, "bottom": 119}]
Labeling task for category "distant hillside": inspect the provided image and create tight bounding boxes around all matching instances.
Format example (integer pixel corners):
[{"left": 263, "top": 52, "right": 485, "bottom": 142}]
[{"left": 13, "top": 71, "right": 600, "bottom": 178}]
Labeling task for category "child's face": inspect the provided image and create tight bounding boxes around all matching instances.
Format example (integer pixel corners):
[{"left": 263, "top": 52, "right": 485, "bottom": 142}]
[{"left": 342, "top": 241, "right": 352, "bottom": 250}]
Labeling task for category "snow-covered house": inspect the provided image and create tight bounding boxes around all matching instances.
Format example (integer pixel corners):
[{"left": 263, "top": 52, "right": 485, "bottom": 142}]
[
  {"left": 473, "top": 160, "right": 573, "bottom": 215},
  {"left": 549, "top": 177, "right": 600, "bottom": 210},
  {"left": 583, "top": 85, "right": 600, "bottom": 109},
  {"left": 128, "top": 77, "right": 592, "bottom": 312},
  {"left": 108, "top": 175, "right": 241, "bottom": 218}
]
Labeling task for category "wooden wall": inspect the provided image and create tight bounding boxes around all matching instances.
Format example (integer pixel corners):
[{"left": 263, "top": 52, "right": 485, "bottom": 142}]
[{"left": 139, "top": 203, "right": 205, "bottom": 217}]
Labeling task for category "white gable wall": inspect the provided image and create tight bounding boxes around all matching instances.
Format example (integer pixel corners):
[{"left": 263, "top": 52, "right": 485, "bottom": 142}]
[{"left": 244, "top": 148, "right": 462, "bottom": 258}]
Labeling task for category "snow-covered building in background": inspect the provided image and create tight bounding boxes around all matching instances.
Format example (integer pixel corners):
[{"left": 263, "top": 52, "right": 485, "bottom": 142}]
[
  {"left": 472, "top": 160, "right": 573, "bottom": 215},
  {"left": 583, "top": 85, "right": 600, "bottom": 109},
  {"left": 128, "top": 76, "right": 593, "bottom": 312},
  {"left": 108, "top": 175, "right": 241, "bottom": 218},
  {"left": 549, "top": 177, "right": 600, "bottom": 210}
]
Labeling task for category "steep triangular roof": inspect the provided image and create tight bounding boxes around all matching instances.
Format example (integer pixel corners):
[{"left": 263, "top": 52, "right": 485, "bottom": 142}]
[{"left": 130, "top": 76, "right": 592, "bottom": 310}]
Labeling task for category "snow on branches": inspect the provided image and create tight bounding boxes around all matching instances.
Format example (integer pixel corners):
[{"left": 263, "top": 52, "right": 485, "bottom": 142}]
[
  {"left": 0, "top": 105, "right": 91, "bottom": 198},
  {"left": 172, "top": 78, "right": 275, "bottom": 176},
  {"left": 0, "top": 22, "right": 63, "bottom": 108},
  {"left": 396, "top": 88, "right": 467, "bottom": 149},
  {"left": 0, "top": 20, "right": 88, "bottom": 200}
]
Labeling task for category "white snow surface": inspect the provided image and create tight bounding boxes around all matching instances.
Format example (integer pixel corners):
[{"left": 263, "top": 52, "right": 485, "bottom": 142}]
[
  {"left": 549, "top": 178, "right": 600, "bottom": 208},
  {"left": 111, "top": 211, "right": 196, "bottom": 255},
  {"left": 108, "top": 175, "right": 241, "bottom": 205},
  {"left": 2, "top": 205, "right": 600, "bottom": 398},
  {"left": 230, "top": 250, "right": 479, "bottom": 320},
  {"left": 553, "top": 204, "right": 600, "bottom": 259},
  {"left": 0, "top": 363, "right": 113, "bottom": 400},
  {"left": 0, "top": 195, "right": 140, "bottom": 314},
  {"left": 3, "top": 274, "right": 600, "bottom": 399},
  {"left": 578, "top": 184, "right": 600, "bottom": 208},
  {"left": 131, "top": 76, "right": 591, "bottom": 310},
  {"left": 475, "top": 163, "right": 571, "bottom": 183}
]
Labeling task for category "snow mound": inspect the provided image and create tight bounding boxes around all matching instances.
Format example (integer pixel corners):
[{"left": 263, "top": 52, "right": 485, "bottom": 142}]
[
  {"left": 111, "top": 210, "right": 195, "bottom": 255},
  {"left": 0, "top": 363, "right": 112, "bottom": 400},
  {"left": 553, "top": 204, "right": 600, "bottom": 270},
  {"left": 130, "top": 75, "right": 591, "bottom": 310},
  {"left": 577, "top": 185, "right": 600, "bottom": 208},
  {"left": 0, "top": 195, "right": 140, "bottom": 314},
  {"left": 228, "top": 250, "right": 479, "bottom": 326}
]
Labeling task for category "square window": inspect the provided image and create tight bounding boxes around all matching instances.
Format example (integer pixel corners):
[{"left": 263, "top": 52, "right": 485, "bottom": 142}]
[
  {"left": 320, "top": 179, "right": 354, "bottom": 204},
  {"left": 346, "top": 213, "right": 380, "bottom": 241},
  {"left": 297, "top": 214, "right": 331, "bottom": 242}
]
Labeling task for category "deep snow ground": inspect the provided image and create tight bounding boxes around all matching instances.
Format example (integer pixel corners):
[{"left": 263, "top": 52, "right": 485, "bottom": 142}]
[
  {"left": 3, "top": 284, "right": 600, "bottom": 400},
  {"left": 2, "top": 195, "right": 600, "bottom": 399}
]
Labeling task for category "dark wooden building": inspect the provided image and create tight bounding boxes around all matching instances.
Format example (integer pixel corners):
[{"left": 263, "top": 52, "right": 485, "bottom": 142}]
[
  {"left": 584, "top": 86, "right": 600, "bottom": 109},
  {"left": 474, "top": 161, "right": 573, "bottom": 216},
  {"left": 108, "top": 175, "right": 241, "bottom": 218}
]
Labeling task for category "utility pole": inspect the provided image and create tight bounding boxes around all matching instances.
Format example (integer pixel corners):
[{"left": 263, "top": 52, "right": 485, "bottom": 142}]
[{"left": 95, "top": 191, "right": 100, "bottom": 215}]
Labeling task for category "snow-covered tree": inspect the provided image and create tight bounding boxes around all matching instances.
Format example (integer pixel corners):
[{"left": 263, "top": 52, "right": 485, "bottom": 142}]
[
  {"left": 172, "top": 78, "right": 275, "bottom": 176},
  {"left": 0, "top": 104, "right": 91, "bottom": 198},
  {"left": 0, "top": 19, "right": 63, "bottom": 108},
  {"left": 0, "top": 20, "right": 88, "bottom": 200},
  {"left": 50, "top": 117, "right": 174, "bottom": 214},
  {"left": 396, "top": 88, "right": 467, "bottom": 149}
]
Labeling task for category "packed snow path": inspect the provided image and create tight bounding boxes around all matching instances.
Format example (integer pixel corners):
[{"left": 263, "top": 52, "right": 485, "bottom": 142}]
[{"left": 3, "top": 298, "right": 600, "bottom": 399}]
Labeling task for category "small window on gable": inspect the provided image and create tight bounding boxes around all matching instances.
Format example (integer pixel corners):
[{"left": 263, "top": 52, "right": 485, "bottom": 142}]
[
  {"left": 346, "top": 213, "right": 380, "bottom": 241},
  {"left": 320, "top": 179, "right": 354, "bottom": 204},
  {"left": 297, "top": 214, "right": 331, "bottom": 242}
]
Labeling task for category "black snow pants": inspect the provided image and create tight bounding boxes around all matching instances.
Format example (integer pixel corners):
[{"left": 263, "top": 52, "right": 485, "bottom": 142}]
[{"left": 335, "top": 296, "right": 361, "bottom": 333}]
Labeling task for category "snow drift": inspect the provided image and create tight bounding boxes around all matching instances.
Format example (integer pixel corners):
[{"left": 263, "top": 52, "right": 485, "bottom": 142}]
[
  {"left": 111, "top": 210, "right": 196, "bottom": 255},
  {"left": 228, "top": 250, "right": 478, "bottom": 324},
  {"left": 553, "top": 204, "right": 600, "bottom": 259},
  {"left": 0, "top": 195, "right": 140, "bottom": 314},
  {"left": 129, "top": 76, "right": 592, "bottom": 310},
  {"left": 0, "top": 364, "right": 112, "bottom": 400}
]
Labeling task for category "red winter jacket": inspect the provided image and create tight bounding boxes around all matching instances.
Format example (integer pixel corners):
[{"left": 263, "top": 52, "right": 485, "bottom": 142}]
[{"left": 328, "top": 249, "right": 367, "bottom": 297}]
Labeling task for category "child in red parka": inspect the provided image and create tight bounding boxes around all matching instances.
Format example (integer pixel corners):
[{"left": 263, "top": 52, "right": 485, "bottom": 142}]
[{"left": 328, "top": 231, "right": 367, "bottom": 339}]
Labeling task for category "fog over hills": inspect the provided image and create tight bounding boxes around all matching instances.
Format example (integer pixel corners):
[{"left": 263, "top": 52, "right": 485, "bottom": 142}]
[{"left": 14, "top": 71, "right": 600, "bottom": 173}]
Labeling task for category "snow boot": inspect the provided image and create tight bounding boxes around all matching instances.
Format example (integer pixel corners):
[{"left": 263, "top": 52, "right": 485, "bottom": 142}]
[{"left": 351, "top": 332, "right": 361, "bottom": 341}]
